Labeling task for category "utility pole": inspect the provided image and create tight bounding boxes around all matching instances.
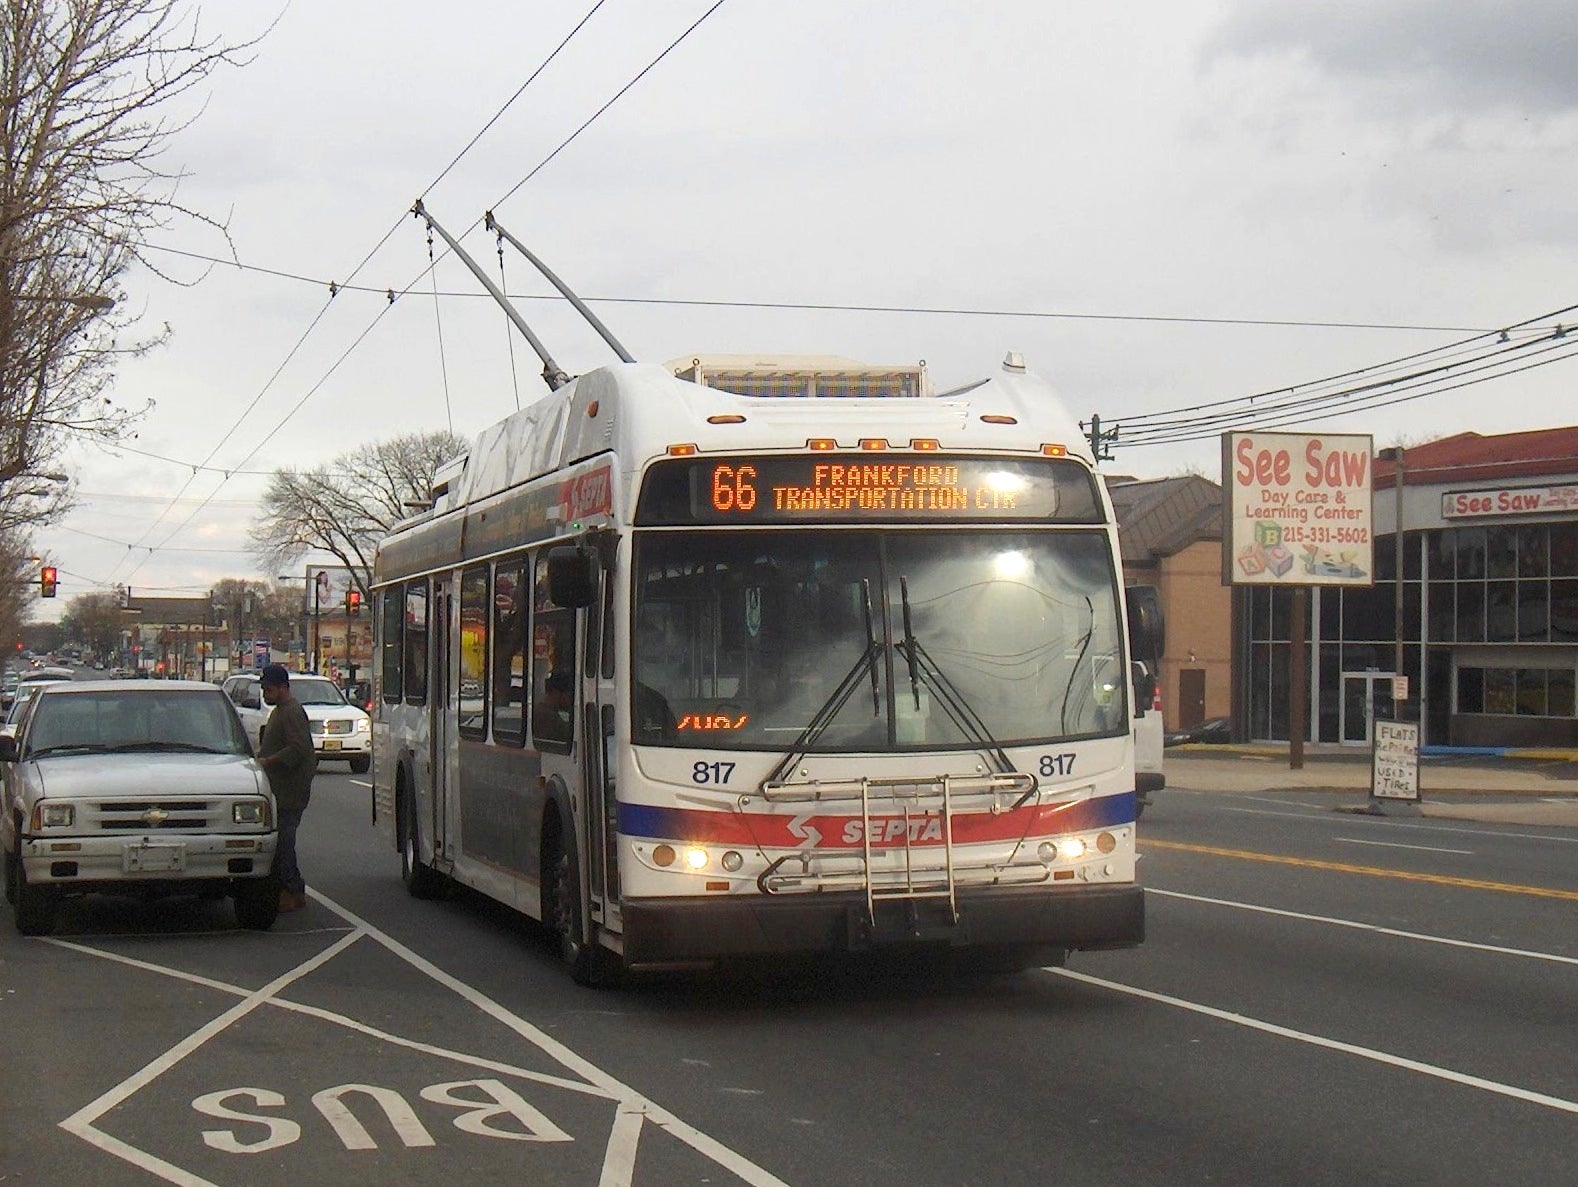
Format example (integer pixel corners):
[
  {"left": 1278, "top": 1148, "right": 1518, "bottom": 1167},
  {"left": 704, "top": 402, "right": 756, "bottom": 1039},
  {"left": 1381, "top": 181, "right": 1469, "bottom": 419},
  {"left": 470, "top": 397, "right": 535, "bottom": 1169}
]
[{"left": 1082, "top": 414, "right": 1119, "bottom": 463}]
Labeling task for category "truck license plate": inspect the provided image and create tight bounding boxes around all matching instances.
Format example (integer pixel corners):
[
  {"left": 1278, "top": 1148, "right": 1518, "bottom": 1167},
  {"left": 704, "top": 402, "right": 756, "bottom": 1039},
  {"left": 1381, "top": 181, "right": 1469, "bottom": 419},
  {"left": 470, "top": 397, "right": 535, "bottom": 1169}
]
[
  {"left": 124, "top": 842, "right": 185, "bottom": 874},
  {"left": 322, "top": 739, "right": 340, "bottom": 750}
]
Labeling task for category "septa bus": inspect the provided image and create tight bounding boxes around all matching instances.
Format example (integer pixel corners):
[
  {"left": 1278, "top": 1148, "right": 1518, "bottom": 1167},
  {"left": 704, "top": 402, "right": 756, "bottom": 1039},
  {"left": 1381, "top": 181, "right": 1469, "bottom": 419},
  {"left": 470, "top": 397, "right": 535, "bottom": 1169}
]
[{"left": 371, "top": 353, "right": 1151, "bottom": 984}]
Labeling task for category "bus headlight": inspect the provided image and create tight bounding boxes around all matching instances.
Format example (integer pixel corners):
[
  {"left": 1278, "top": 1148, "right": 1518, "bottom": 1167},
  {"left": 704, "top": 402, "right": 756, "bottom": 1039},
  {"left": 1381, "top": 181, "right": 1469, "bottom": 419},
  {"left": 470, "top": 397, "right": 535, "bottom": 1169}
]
[
  {"left": 684, "top": 847, "right": 708, "bottom": 870},
  {"left": 1056, "top": 837, "right": 1086, "bottom": 861},
  {"left": 653, "top": 844, "right": 676, "bottom": 867},
  {"left": 720, "top": 850, "right": 744, "bottom": 872}
]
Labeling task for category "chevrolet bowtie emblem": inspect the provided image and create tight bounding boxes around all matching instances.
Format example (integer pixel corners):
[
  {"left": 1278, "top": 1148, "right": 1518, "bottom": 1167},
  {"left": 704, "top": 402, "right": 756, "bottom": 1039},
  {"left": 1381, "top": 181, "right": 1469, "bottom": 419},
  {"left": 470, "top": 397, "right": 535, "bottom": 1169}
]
[{"left": 142, "top": 807, "right": 169, "bottom": 827}]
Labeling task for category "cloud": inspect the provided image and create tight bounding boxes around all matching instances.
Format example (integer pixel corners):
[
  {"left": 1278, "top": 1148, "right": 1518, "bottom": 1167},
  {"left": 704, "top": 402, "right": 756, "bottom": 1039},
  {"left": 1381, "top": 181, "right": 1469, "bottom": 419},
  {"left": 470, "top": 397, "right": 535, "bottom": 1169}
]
[{"left": 1208, "top": 1, "right": 1578, "bottom": 117}]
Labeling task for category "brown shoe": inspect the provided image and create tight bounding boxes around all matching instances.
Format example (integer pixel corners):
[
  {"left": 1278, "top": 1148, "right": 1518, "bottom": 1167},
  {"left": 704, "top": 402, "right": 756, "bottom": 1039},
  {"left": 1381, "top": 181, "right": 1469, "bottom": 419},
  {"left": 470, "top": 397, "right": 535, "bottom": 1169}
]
[
  {"left": 292, "top": 891, "right": 309, "bottom": 910},
  {"left": 277, "top": 889, "right": 302, "bottom": 913}
]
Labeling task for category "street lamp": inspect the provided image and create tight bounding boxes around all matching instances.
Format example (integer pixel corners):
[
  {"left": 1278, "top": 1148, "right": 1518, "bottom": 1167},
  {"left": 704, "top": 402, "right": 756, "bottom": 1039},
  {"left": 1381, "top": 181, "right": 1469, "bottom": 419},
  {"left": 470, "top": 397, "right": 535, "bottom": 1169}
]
[{"left": 1377, "top": 446, "right": 1406, "bottom": 711}]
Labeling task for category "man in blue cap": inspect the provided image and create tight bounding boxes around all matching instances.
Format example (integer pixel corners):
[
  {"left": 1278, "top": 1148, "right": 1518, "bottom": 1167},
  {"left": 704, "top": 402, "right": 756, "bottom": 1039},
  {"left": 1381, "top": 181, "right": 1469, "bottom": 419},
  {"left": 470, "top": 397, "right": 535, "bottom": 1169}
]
[{"left": 257, "top": 663, "right": 317, "bottom": 912}]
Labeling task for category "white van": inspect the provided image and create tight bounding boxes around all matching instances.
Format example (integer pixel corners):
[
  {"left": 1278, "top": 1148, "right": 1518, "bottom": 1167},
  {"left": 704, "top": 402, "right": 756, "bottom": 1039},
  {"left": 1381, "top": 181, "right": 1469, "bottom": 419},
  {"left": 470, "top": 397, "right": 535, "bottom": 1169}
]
[{"left": 1132, "top": 660, "right": 1164, "bottom": 818}]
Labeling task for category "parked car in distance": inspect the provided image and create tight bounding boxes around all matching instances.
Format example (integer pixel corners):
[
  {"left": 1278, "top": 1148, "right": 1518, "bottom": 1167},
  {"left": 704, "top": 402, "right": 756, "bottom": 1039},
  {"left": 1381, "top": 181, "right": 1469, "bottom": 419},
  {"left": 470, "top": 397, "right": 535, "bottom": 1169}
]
[
  {"left": 1165, "top": 716, "right": 1232, "bottom": 747},
  {"left": 221, "top": 672, "right": 372, "bottom": 773},
  {"left": 0, "top": 680, "right": 279, "bottom": 935}
]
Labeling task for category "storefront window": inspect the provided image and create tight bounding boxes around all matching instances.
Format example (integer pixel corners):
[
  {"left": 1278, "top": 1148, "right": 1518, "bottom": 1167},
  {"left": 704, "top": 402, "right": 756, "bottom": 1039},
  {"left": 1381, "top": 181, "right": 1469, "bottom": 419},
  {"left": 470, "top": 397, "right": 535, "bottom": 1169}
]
[
  {"left": 1457, "top": 582, "right": 1485, "bottom": 642},
  {"left": 1515, "top": 669, "right": 1547, "bottom": 716},
  {"left": 1552, "top": 580, "right": 1578, "bottom": 643},
  {"left": 1429, "top": 530, "right": 1457, "bottom": 581},
  {"left": 1487, "top": 531, "right": 1517, "bottom": 579},
  {"left": 1456, "top": 528, "right": 1487, "bottom": 579},
  {"left": 1486, "top": 581, "right": 1517, "bottom": 643},
  {"left": 1403, "top": 531, "right": 1422, "bottom": 580},
  {"left": 1551, "top": 670, "right": 1577, "bottom": 717},
  {"left": 1456, "top": 667, "right": 1484, "bottom": 714},
  {"left": 1517, "top": 526, "right": 1549, "bottom": 578},
  {"left": 1484, "top": 668, "right": 1515, "bottom": 714},
  {"left": 1428, "top": 582, "right": 1454, "bottom": 641},
  {"left": 1517, "top": 582, "right": 1549, "bottom": 642}
]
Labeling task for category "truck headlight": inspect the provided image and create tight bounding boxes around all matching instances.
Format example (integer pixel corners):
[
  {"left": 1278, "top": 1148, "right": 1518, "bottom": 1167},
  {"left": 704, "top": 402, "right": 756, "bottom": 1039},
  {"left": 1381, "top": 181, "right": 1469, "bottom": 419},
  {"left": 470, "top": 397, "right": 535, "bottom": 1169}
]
[
  {"left": 354, "top": 717, "right": 371, "bottom": 733},
  {"left": 38, "top": 803, "right": 74, "bottom": 828},
  {"left": 233, "top": 800, "right": 269, "bottom": 826}
]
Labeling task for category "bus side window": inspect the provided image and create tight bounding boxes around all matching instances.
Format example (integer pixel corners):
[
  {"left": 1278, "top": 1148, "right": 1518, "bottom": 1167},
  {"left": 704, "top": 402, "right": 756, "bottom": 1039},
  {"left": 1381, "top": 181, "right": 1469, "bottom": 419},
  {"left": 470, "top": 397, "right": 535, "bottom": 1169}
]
[
  {"left": 492, "top": 561, "right": 526, "bottom": 746},
  {"left": 380, "top": 586, "right": 404, "bottom": 705},
  {"left": 531, "top": 554, "right": 575, "bottom": 753},
  {"left": 404, "top": 581, "right": 428, "bottom": 704}
]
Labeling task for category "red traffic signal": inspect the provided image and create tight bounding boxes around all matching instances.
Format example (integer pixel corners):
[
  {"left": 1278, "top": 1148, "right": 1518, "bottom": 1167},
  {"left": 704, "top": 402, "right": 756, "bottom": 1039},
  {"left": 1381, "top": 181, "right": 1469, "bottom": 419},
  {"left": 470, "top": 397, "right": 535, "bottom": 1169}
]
[
  {"left": 40, "top": 565, "right": 58, "bottom": 598},
  {"left": 346, "top": 588, "right": 362, "bottom": 616}
]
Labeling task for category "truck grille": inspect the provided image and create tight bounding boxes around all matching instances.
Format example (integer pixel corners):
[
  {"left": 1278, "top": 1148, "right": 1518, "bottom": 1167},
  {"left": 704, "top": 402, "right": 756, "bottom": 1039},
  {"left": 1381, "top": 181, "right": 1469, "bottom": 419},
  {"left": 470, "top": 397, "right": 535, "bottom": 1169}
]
[
  {"left": 310, "top": 720, "right": 354, "bottom": 736},
  {"left": 94, "top": 800, "right": 218, "bottom": 831}
]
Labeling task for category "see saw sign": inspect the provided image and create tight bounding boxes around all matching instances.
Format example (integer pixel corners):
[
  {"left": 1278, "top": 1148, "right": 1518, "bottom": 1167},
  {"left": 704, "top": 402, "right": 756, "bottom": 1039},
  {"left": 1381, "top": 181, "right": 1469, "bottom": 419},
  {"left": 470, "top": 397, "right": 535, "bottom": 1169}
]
[{"left": 1221, "top": 431, "right": 1374, "bottom": 587}]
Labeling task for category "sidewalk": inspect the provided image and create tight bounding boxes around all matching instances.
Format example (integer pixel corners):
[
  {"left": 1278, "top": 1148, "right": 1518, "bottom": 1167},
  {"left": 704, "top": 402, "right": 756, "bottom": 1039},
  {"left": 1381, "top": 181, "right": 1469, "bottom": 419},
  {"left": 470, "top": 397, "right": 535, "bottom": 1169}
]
[{"left": 1163, "top": 745, "right": 1578, "bottom": 828}]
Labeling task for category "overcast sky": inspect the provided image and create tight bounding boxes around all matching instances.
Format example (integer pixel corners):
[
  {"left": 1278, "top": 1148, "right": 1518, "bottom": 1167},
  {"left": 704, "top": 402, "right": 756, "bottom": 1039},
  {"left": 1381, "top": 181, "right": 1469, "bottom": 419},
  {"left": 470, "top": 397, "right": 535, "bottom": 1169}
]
[{"left": 35, "top": 0, "right": 1578, "bottom": 619}]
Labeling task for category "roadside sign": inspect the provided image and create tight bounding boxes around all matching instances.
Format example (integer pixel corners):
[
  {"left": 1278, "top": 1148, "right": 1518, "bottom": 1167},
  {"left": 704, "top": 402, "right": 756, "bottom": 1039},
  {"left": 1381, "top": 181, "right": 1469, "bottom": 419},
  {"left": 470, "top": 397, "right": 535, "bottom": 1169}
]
[
  {"left": 1372, "top": 720, "right": 1420, "bottom": 802},
  {"left": 253, "top": 639, "right": 270, "bottom": 669}
]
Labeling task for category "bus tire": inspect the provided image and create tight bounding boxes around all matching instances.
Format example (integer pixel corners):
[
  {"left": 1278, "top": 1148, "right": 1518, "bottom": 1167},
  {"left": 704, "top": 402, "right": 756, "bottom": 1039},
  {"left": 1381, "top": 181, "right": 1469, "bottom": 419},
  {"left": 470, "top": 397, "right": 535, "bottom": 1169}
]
[
  {"left": 399, "top": 783, "right": 443, "bottom": 900},
  {"left": 545, "top": 830, "right": 621, "bottom": 989}
]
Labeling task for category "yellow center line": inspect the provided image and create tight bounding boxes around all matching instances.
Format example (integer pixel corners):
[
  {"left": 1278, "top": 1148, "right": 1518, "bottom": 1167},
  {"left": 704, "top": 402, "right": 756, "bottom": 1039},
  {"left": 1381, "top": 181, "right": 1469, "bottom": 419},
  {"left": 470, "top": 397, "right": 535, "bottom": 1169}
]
[{"left": 1144, "top": 839, "right": 1578, "bottom": 901}]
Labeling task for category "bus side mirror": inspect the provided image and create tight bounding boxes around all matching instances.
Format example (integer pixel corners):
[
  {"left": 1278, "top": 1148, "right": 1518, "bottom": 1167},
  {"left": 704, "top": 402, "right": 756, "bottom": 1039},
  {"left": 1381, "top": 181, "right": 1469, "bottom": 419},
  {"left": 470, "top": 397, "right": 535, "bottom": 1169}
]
[
  {"left": 1125, "top": 585, "right": 1165, "bottom": 666},
  {"left": 547, "top": 546, "right": 594, "bottom": 608}
]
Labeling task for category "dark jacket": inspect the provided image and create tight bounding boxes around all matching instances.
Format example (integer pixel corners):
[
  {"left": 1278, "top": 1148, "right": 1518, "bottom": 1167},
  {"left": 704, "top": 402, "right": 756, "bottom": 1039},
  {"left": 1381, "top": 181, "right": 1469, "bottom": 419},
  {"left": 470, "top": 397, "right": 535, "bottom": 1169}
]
[{"left": 259, "top": 692, "right": 316, "bottom": 812}]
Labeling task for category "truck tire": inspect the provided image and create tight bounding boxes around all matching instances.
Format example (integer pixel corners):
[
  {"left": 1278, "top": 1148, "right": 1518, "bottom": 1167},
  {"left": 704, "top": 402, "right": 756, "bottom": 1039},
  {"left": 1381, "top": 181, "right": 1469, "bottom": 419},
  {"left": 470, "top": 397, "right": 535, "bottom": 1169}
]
[
  {"left": 13, "top": 837, "right": 58, "bottom": 936},
  {"left": 233, "top": 876, "right": 280, "bottom": 930},
  {"left": 349, "top": 756, "right": 371, "bottom": 775}
]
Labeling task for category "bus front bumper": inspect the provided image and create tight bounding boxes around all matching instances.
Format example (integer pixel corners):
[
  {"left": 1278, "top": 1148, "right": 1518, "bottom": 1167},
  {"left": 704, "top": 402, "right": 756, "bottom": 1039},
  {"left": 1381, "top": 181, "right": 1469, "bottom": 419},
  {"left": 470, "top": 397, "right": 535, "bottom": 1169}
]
[{"left": 619, "top": 883, "right": 1143, "bottom": 967}]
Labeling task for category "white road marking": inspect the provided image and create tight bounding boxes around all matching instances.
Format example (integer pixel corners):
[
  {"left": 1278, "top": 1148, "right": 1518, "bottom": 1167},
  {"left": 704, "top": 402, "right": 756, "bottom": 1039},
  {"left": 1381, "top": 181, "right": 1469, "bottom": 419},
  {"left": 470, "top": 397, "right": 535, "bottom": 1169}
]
[
  {"left": 1052, "top": 968, "right": 1578, "bottom": 1116},
  {"left": 1194, "top": 797, "right": 1578, "bottom": 843},
  {"left": 1148, "top": 888, "right": 1578, "bottom": 966},
  {"left": 46, "top": 889, "right": 793, "bottom": 1187},
  {"left": 1332, "top": 837, "right": 1473, "bottom": 854},
  {"left": 58, "top": 929, "right": 362, "bottom": 1187},
  {"left": 313, "top": 887, "right": 793, "bottom": 1187}
]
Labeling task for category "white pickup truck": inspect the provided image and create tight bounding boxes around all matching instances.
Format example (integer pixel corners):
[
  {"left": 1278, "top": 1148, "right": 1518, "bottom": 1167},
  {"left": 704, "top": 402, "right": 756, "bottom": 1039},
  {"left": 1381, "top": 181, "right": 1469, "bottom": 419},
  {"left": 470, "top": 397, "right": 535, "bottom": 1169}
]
[{"left": 0, "top": 680, "right": 279, "bottom": 935}]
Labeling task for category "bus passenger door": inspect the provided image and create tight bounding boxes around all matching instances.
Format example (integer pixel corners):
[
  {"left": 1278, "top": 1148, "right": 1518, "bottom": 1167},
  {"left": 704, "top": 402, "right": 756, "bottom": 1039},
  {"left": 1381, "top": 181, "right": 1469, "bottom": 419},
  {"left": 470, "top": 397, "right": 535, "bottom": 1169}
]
[
  {"left": 430, "top": 577, "right": 455, "bottom": 865},
  {"left": 581, "top": 549, "right": 620, "bottom": 932}
]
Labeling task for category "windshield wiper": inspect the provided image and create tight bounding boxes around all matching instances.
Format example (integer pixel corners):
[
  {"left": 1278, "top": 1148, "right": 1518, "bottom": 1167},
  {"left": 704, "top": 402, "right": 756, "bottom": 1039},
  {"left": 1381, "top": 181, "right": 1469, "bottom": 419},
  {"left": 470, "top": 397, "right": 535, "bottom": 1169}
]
[
  {"left": 28, "top": 744, "right": 109, "bottom": 757},
  {"left": 763, "top": 585, "right": 885, "bottom": 787},
  {"left": 896, "top": 575, "right": 1018, "bottom": 778},
  {"left": 103, "top": 742, "right": 232, "bottom": 754},
  {"left": 1059, "top": 597, "right": 1095, "bottom": 735}
]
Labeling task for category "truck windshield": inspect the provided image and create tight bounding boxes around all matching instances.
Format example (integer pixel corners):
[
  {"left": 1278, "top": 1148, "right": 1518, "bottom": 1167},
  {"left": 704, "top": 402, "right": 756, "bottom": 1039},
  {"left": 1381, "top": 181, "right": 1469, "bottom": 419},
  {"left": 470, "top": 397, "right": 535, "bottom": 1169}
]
[
  {"left": 25, "top": 690, "right": 252, "bottom": 758},
  {"left": 632, "top": 529, "right": 1126, "bottom": 752}
]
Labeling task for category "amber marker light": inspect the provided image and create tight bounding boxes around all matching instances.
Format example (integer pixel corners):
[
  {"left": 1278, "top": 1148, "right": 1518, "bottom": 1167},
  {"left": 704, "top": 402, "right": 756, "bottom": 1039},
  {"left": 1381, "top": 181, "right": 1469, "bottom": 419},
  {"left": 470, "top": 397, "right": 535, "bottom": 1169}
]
[
  {"left": 707, "top": 414, "right": 746, "bottom": 424},
  {"left": 910, "top": 439, "right": 940, "bottom": 451},
  {"left": 980, "top": 414, "right": 1018, "bottom": 425},
  {"left": 666, "top": 443, "right": 698, "bottom": 456},
  {"left": 858, "top": 438, "right": 889, "bottom": 450},
  {"left": 1042, "top": 443, "right": 1068, "bottom": 456},
  {"left": 807, "top": 438, "right": 837, "bottom": 451},
  {"left": 653, "top": 844, "right": 677, "bottom": 867}
]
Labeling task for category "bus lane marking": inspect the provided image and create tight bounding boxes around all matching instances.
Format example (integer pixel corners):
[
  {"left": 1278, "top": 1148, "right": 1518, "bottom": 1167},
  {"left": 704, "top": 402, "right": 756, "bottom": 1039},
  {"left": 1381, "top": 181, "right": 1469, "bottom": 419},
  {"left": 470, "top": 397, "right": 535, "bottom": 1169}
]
[
  {"left": 43, "top": 889, "right": 793, "bottom": 1187},
  {"left": 1051, "top": 967, "right": 1578, "bottom": 1118},
  {"left": 1146, "top": 889, "right": 1578, "bottom": 967},
  {"left": 1144, "top": 839, "right": 1578, "bottom": 901}
]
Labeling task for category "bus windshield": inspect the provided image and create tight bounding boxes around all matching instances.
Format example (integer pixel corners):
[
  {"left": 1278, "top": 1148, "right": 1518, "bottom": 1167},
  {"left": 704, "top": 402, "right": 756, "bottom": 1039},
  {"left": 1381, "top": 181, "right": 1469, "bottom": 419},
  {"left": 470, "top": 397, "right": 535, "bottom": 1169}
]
[{"left": 632, "top": 529, "right": 1126, "bottom": 752}]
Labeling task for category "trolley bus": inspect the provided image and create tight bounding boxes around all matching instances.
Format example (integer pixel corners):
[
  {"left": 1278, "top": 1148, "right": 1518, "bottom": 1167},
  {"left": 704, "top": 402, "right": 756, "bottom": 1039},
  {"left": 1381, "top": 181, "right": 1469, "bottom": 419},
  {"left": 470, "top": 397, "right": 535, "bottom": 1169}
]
[{"left": 371, "top": 353, "right": 1151, "bottom": 984}]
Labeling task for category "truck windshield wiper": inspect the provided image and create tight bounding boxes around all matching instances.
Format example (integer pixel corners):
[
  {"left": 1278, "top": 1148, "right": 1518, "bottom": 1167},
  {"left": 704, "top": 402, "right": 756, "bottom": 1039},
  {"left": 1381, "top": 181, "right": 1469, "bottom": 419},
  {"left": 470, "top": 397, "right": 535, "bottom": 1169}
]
[
  {"left": 896, "top": 575, "right": 1018, "bottom": 778},
  {"left": 763, "top": 581, "right": 885, "bottom": 787},
  {"left": 103, "top": 742, "right": 231, "bottom": 754},
  {"left": 29, "top": 744, "right": 109, "bottom": 757}
]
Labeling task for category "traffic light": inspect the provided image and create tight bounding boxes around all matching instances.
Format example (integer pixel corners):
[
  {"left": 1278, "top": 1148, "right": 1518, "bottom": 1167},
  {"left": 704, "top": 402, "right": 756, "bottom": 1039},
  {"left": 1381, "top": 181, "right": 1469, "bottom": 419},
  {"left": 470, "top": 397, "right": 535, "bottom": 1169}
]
[
  {"left": 346, "top": 588, "right": 362, "bottom": 616},
  {"left": 40, "top": 565, "right": 58, "bottom": 598}
]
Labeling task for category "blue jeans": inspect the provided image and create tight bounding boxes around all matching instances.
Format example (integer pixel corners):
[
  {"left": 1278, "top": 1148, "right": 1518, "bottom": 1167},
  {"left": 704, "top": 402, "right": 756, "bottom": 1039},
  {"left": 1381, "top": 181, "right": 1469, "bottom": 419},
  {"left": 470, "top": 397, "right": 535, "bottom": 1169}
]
[{"left": 274, "top": 807, "right": 306, "bottom": 895}]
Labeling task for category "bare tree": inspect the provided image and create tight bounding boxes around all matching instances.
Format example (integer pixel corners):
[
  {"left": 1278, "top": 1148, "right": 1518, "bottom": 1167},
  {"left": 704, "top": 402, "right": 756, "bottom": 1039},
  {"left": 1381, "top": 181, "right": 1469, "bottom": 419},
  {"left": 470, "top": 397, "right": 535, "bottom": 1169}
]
[
  {"left": 59, "top": 589, "right": 122, "bottom": 661},
  {"left": 251, "top": 431, "right": 469, "bottom": 593},
  {"left": 0, "top": 0, "right": 258, "bottom": 490},
  {"left": 0, "top": 529, "right": 40, "bottom": 662}
]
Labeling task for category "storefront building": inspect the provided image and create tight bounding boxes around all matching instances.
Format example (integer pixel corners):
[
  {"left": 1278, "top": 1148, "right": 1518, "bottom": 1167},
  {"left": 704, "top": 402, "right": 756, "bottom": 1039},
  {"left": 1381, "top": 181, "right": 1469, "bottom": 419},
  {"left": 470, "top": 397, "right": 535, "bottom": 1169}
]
[{"left": 1240, "top": 427, "right": 1578, "bottom": 747}]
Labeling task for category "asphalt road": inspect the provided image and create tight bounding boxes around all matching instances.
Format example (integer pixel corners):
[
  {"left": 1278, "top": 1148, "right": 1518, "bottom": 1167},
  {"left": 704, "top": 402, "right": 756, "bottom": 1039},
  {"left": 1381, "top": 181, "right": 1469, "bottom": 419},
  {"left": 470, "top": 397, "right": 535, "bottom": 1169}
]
[{"left": 3, "top": 770, "right": 1576, "bottom": 1186}]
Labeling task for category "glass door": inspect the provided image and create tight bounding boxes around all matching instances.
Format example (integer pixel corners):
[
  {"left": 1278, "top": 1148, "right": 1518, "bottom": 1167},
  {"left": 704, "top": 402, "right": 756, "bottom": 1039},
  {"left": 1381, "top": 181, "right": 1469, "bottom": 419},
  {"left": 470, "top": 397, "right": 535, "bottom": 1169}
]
[{"left": 1340, "top": 671, "right": 1395, "bottom": 745}]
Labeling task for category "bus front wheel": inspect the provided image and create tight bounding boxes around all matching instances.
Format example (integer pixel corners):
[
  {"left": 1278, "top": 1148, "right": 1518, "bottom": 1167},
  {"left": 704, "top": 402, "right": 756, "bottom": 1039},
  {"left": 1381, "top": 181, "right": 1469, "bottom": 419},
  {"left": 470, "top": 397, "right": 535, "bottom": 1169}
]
[
  {"left": 399, "top": 784, "right": 443, "bottom": 900},
  {"left": 546, "top": 835, "right": 621, "bottom": 988}
]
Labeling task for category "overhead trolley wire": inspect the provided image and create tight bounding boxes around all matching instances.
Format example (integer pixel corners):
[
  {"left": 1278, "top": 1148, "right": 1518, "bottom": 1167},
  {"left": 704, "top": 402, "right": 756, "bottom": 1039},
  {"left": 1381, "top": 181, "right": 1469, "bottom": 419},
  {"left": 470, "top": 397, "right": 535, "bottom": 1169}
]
[{"left": 109, "top": 0, "right": 616, "bottom": 582}]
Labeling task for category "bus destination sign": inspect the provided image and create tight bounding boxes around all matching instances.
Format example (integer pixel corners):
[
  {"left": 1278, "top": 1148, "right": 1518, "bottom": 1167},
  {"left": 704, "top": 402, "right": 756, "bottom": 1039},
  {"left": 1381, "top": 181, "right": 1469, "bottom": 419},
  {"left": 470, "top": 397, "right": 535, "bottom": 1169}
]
[{"left": 636, "top": 455, "right": 1100, "bottom": 525}]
